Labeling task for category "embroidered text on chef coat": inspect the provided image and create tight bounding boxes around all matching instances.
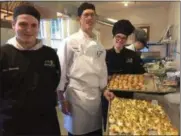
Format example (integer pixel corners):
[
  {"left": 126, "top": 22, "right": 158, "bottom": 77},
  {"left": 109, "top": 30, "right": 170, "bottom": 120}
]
[
  {"left": 44, "top": 60, "right": 55, "bottom": 67},
  {"left": 2, "top": 67, "right": 20, "bottom": 72},
  {"left": 126, "top": 58, "right": 133, "bottom": 63},
  {"left": 97, "top": 50, "right": 103, "bottom": 57}
]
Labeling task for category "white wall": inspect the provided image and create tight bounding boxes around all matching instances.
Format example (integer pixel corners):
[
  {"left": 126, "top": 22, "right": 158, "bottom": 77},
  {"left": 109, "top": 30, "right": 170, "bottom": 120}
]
[
  {"left": 98, "top": 24, "right": 113, "bottom": 49},
  {"left": 68, "top": 17, "right": 79, "bottom": 35},
  {"left": 98, "top": 6, "right": 169, "bottom": 49},
  {"left": 1, "top": 28, "right": 14, "bottom": 45}
]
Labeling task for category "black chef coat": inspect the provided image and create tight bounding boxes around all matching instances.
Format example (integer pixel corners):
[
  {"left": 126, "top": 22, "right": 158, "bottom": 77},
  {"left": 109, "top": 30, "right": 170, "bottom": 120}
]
[
  {"left": 0, "top": 44, "right": 61, "bottom": 135},
  {"left": 102, "top": 47, "right": 145, "bottom": 130},
  {"left": 106, "top": 47, "right": 145, "bottom": 75}
]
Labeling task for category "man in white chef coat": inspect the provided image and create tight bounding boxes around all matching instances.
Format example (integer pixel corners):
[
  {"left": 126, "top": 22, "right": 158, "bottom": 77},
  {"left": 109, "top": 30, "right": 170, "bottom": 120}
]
[
  {"left": 57, "top": 2, "right": 114, "bottom": 136},
  {"left": 126, "top": 28, "right": 148, "bottom": 52}
]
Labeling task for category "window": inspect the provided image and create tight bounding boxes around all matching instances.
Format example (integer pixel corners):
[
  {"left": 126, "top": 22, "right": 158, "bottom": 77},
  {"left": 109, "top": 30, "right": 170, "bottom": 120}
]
[
  {"left": 38, "top": 17, "right": 70, "bottom": 50},
  {"left": 38, "top": 19, "right": 46, "bottom": 39},
  {"left": 51, "top": 18, "right": 63, "bottom": 39}
]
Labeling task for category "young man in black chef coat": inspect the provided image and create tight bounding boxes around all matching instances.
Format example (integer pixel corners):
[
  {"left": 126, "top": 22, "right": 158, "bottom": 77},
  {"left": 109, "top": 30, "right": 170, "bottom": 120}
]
[
  {"left": 102, "top": 19, "right": 145, "bottom": 130},
  {"left": 106, "top": 20, "right": 145, "bottom": 75},
  {"left": 0, "top": 5, "right": 61, "bottom": 136}
]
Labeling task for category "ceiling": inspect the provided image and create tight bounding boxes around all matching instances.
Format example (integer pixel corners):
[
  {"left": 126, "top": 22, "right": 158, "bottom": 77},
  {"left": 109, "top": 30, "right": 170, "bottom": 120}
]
[
  {"left": 0, "top": 1, "right": 172, "bottom": 25},
  {"left": 0, "top": 1, "right": 58, "bottom": 21},
  {"left": 90, "top": 2, "right": 170, "bottom": 14},
  {"left": 1, "top": 1, "right": 29, "bottom": 12},
  {"left": 31, "top": 1, "right": 171, "bottom": 17},
  {"left": 0, "top": 1, "right": 30, "bottom": 21},
  {"left": 0, "top": 1, "right": 171, "bottom": 19},
  {"left": 30, "top": 1, "right": 171, "bottom": 25}
]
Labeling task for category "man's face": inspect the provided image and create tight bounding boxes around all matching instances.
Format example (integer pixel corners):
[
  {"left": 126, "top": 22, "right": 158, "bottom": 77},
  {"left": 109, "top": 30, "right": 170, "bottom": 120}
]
[
  {"left": 135, "top": 41, "right": 144, "bottom": 51},
  {"left": 113, "top": 33, "right": 128, "bottom": 50},
  {"left": 12, "top": 14, "right": 39, "bottom": 45},
  {"left": 79, "top": 9, "right": 96, "bottom": 31}
]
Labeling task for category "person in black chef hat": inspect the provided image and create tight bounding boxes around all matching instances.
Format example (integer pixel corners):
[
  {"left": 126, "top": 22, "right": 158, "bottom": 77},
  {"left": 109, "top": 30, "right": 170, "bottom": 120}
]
[
  {"left": 0, "top": 4, "right": 61, "bottom": 136},
  {"left": 106, "top": 19, "right": 145, "bottom": 77},
  {"left": 102, "top": 19, "right": 146, "bottom": 130}
]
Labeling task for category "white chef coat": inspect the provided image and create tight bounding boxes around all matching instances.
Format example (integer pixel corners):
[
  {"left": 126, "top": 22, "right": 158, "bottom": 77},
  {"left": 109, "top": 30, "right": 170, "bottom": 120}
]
[
  {"left": 57, "top": 29, "right": 108, "bottom": 135},
  {"left": 126, "top": 44, "right": 136, "bottom": 52}
]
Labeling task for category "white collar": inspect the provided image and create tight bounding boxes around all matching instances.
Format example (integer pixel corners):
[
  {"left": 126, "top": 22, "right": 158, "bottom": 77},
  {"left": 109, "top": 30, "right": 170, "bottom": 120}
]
[
  {"left": 78, "top": 29, "right": 96, "bottom": 40},
  {"left": 7, "top": 37, "right": 43, "bottom": 50},
  {"left": 127, "top": 44, "right": 136, "bottom": 52}
]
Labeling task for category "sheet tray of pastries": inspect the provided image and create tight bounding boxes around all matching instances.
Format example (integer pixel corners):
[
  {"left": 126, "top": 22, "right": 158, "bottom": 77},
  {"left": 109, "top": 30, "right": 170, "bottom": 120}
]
[
  {"left": 107, "top": 97, "right": 179, "bottom": 135},
  {"left": 107, "top": 74, "right": 158, "bottom": 93},
  {"left": 154, "top": 76, "right": 178, "bottom": 93}
]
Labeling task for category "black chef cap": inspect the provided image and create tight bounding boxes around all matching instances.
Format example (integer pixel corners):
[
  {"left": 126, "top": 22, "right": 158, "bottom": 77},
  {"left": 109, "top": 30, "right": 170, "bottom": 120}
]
[
  {"left": 78, "top": 2, "right": 95, "bottom": 17},
  {"left": 112, "top": 19, "right": 135, "bottom": 37},
  {"left": 13, "top": 5, "right": 40, "bottom": 22}
]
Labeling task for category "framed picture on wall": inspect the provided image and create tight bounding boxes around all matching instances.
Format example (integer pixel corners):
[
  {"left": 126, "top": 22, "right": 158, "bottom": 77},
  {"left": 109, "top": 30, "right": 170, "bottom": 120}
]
[{"left": 139, "top": 26, "right": 150, "bottom": 41}]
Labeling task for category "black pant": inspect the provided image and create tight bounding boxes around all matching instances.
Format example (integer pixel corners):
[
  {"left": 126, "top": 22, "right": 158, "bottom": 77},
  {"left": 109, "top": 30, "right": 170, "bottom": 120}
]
[
  {"left": 2, "top": 115, "right": 61, "bottom": 136},
  {"left": 102, "top": 95, "right": 108, "bottom": 131},
  {"left": 68, "top": 129, "right": 102, "bottom": 136}
]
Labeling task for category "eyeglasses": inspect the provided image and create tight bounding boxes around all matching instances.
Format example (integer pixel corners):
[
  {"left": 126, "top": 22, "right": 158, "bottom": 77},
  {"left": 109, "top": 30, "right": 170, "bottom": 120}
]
[
  {"left": 82, "top": 13, "right": 96, "bottom": 18},
  {"left": 115, "top": 35, "right": 127, "bottom": 41}
]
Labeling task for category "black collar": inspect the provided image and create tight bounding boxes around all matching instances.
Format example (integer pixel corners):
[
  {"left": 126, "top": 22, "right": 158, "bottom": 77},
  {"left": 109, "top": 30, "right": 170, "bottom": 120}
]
[{"left": 111, "top": 47, "right": 127, "bottom": 54}]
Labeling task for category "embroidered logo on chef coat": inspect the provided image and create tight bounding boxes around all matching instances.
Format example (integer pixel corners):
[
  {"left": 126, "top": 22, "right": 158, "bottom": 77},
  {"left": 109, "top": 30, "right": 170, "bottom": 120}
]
[
  {"left": 44, "top": 60, "right": 55, "bottom": 67},
  {"left": 72, "top": 47, "right": 80, "bottom": 52},
  {"left": 126, "top": 58, "right": 133, "bottom": 63},
  {"left": 97, "top": 50, "right": 103, "bottom": 57},
  {"left": 2, "top": 67, "right": 19, "bottom": 72}
]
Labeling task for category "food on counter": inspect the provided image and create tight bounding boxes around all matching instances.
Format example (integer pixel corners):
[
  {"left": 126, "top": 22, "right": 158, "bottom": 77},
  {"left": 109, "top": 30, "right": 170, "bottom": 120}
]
[
  {"left": 162, "top": 80, "right": 177, "bottom": 86},
  {"left": 108, "top": 97, "right": 178, "bottom": 135},
  {"left": 145, "top": 62, "right": 166, "bottom": 76},
  {"left": 157, "top": 85, "right": 177, "bottom": 92},
  {"left": 107, "top": 74, "right": 145, "bottom": 91},
  {"left": 154, "top": 76, "right": 178, "bottom": 92},
  {"left": 143, "top": 62, "right": 155, "bottom": 68},
  {"left": 148, "top": 68, "right": 166, "bottom": 76},
  {"left": 145, "top": 62, "right": 164, "bottom": 70}
]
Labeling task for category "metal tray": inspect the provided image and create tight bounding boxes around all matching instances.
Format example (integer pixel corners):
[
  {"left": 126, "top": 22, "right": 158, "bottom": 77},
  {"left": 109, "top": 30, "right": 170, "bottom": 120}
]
[
  {"left": 154, "top": 76, "right": 178, "bottom": 94},
  {"left": 106, "top": 97, "right": 179, "bottom": 135},
  {"left": 107, "top": 74, "right": 178, "bottom": 94}
]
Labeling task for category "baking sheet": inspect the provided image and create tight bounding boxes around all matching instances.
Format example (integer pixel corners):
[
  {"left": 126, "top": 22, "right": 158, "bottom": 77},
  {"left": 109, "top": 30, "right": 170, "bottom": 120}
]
[
  {"left": 107, "top": 74, "right": 178, "bottom": 94},
  {"left": 106, "top": 97, "right": 179, "bottom": 135},
  {"left": 154, "top": 76, "right": 178, "bottom": 93}
]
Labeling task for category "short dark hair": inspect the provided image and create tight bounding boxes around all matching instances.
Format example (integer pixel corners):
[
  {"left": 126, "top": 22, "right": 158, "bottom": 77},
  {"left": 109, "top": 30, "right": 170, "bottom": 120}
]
[
  {"left": 77, "top": 2, "right": 96, "bottom": 17},
  {"left": 13, "top": 4, "right": 40, "bottom": 22}
]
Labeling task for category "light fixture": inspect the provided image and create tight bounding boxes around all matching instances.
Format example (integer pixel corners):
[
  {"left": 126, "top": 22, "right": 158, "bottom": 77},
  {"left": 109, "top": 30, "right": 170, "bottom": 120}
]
[
  {"left": 122, "top": 0, "right": 129, "bottom": 7},
  {"left": 1, "top": 9, "right": 13, "bottom": 21},
  {"left": 124, "top": 2, "right": 128, "bottom": 7},
  {"left": 107, "top": 18, "right": 118, "bottom": 23},
  {"left": 57, "top": 12, "right": 63, "bottom": 17}
]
